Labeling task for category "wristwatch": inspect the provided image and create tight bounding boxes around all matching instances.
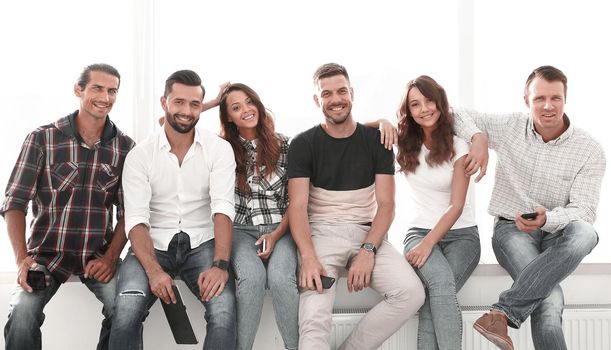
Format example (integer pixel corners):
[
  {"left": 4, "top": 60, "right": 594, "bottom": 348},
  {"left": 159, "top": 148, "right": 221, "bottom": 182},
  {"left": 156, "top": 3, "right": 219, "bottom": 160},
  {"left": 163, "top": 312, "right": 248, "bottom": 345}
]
[
  {"left": 212, "top": 259, "right": 230, "bottom": 271},
  {"left": 360, "top": 242, "right": 377, "bottom": 255}
]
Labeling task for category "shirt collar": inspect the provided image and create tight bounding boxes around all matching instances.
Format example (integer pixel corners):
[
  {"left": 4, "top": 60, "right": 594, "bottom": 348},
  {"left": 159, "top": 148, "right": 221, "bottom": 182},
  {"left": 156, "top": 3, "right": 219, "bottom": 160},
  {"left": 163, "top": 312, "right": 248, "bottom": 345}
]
[
  {"left": 239, "top": 136, "right": 257, "bottom": 151},
  {"left": 528, "top": 113, "right": 574, "bottom": 145},
  {"left": 158, "top": 127, "right": 204, "bottom": 150},
  {"left": 57, "top": 110, "right": 116, "bottom": 145}
]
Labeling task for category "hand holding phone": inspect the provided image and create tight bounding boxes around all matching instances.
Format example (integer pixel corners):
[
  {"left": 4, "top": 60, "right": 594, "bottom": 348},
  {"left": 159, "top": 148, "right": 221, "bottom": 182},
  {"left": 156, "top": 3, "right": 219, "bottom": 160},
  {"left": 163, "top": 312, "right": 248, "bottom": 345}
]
[
  {"left": 521, "top": 212, "right": 538, "bottom": 220},
  {"left": 256, "top": 239, "right": 267, "bottom": 253},
  {"left": 317, "top": 275, "right": 335, "bottom": 289},
  {"left": 27, "top": 270, "right": 47, "bottom": 290}
]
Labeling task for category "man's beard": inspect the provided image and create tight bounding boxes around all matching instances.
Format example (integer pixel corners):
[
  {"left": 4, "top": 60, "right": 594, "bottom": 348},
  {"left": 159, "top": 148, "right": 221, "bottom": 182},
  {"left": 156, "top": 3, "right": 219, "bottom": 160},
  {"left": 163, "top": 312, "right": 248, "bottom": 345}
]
[{"left": 165, "top": 112, "right": 198, "bottom": 134}]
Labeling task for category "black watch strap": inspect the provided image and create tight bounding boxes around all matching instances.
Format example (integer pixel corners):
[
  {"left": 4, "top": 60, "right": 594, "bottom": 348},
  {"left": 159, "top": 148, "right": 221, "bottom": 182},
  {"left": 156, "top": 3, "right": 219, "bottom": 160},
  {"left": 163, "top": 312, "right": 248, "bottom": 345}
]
[
  {"left": 212, "top": 259, "right": 230, "bottom": 270},
  {"left": 360, "top": 242, "right": 377, "bottom": 255}
]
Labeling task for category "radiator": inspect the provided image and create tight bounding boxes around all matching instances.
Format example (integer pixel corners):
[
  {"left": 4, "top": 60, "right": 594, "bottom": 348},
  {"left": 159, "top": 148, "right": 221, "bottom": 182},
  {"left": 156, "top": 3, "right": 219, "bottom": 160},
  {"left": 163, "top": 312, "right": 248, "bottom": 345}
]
[{"left": 331, "top": 305, "right": 611, "bottom": 350}]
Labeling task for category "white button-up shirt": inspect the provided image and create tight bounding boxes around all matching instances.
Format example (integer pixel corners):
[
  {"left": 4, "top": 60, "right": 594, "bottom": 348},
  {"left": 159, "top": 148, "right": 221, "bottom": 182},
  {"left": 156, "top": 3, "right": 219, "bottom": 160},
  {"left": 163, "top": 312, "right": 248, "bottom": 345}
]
[
  {"left": 454, "top": 108, "right": 606, "bottom": 233},
  {"left": 122, "top": 127, "right": 236, "bottom": 250}
]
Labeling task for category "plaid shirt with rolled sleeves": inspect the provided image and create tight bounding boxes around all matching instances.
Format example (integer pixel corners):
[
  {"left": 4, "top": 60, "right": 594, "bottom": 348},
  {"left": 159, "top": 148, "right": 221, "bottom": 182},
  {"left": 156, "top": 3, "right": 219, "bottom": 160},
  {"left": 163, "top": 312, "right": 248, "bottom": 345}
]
[
  {"left": 233, "top": 133, "right": 290, "bottom": 226},
  {"left": 0, "top": 111, "right": 135, "bottom": 282},
  {"left": 454, "top": 108, "right": 606, "bottom": 233}
]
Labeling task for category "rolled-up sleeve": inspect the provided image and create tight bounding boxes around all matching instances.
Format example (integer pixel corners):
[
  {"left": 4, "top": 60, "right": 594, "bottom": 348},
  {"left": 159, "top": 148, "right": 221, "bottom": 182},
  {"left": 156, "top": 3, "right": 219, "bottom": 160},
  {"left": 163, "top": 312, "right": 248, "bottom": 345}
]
[
  {"left": 209, "top": 140, "right": 236, "bottom": 221},
  {"left": 122, "top": 146, "right": 153, "bottom": 236},
  {"left": 1, "top": 132, "right": 44, "bottom": 216}
]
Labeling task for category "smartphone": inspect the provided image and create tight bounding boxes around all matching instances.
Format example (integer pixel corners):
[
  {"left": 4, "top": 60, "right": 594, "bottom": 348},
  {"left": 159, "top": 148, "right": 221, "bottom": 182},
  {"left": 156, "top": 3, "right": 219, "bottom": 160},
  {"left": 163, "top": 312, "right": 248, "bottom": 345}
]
[
  {"left": 319, "top": 275, "right": 335, "bottom": 289},
  {"left": 521, "top": 212, "right": 537, "bottom": 220},
  {"left": 160, "top": 285, "right": 198, "bottom": 344},
  {"left": 27, "top": 270, "right": 46, "bottom": 290},
  {"left": 256, "top": 239, "right": 267, "bottom": 253}
]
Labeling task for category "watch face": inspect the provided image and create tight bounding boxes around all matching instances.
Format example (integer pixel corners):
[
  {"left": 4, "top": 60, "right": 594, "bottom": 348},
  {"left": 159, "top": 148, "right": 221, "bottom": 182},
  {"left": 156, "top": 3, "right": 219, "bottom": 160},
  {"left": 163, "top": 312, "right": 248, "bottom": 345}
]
[{"left": 362, "top": 243, "right": 374, "bottom": 251}]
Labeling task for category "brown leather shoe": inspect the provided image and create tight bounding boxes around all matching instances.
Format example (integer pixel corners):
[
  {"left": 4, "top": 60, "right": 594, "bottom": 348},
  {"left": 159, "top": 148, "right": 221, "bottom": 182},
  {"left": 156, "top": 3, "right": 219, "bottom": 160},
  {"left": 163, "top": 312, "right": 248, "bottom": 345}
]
[{"left": 473, "top": 312, "right": 514, "bottom": 350}]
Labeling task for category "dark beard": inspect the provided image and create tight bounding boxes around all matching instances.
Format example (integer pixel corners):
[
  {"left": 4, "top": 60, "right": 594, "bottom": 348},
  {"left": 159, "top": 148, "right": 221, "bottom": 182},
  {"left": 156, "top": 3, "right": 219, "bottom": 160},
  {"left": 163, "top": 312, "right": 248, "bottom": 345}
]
[{"left": 165, "top": 112, "right": 197, "bottom": 134}]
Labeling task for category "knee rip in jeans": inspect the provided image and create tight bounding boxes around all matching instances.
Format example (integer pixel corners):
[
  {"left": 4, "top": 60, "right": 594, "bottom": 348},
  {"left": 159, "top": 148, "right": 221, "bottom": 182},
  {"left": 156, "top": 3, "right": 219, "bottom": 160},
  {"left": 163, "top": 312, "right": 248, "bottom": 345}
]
[{"left": 118, "top": 290, "right": 146, "bottom": 297}]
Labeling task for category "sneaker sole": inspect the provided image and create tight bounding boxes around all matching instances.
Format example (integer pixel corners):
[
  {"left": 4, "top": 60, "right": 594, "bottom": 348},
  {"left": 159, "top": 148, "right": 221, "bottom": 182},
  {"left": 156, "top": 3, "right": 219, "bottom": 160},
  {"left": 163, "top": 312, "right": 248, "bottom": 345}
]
[{"left": 473, "top": 322, "right": 514, "bottom": 350}]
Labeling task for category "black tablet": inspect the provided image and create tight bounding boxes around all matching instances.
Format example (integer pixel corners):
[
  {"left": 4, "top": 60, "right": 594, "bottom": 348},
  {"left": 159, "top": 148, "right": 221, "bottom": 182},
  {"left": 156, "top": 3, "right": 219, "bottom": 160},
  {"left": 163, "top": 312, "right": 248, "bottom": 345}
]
[{"left": 160, "top": 285, "right": 198, "bottom": 344}]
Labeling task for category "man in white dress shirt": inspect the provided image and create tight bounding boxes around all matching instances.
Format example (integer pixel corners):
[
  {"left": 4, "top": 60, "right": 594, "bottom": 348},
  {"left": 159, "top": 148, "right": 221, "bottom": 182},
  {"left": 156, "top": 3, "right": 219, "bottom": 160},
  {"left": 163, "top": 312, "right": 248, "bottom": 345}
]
[{"left": 109, "top": 70, "right": 237, "bottom": 350}]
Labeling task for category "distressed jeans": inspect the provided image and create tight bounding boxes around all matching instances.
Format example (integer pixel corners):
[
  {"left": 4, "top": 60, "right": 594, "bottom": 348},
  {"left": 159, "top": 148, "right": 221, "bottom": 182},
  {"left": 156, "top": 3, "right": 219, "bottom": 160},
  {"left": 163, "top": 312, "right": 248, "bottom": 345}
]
[
  {"left": 4, "top": 265, "right": 118, "bottom": 350},
  {"left": 491, "top": 219, "right": 598, "bottom": 350},
  {"left": 109, "top": 232, "right": 236, "bottom": 350},
  {"left": 404, "top": 226, "right": 481, "bottom": 350},
  {"left": 231, "top": 223, "right": 298, "bottom": 350}
]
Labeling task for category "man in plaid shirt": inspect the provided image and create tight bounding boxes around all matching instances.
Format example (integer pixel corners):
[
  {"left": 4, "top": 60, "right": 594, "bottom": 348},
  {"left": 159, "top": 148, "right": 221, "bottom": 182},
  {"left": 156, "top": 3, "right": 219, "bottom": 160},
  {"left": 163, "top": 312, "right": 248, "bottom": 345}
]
[
  {"left": 455, "top": 66, "right": 606, "bottom": 350},
  {"left": 1, "top": 63, "right": 135, "bottom": 350}
]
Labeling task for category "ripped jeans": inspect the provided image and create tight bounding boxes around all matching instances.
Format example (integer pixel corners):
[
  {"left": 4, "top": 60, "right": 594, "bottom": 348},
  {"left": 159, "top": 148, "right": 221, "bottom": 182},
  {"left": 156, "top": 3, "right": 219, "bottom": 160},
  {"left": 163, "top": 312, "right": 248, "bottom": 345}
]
[{"left": 109, "top": 232, "right": 236, "bottom": 350}]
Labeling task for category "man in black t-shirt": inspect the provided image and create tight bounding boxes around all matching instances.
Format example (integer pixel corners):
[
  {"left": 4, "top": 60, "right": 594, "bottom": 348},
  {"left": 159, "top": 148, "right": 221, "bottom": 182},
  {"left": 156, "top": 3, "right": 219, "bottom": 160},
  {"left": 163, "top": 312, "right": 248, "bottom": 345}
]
[{"left": 287, "top": 63, "right": 425, "bottom": 350}]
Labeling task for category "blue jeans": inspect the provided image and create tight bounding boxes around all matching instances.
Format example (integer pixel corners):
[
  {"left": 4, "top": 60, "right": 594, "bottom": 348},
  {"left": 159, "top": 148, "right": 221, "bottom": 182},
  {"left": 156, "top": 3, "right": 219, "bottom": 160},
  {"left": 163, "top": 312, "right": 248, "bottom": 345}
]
[
  {"left": 404, "top": 226, "right": 480, "bottom": 350},
  {"left": 492, "top": 219, "right": 598, "bottom": 350},
  {"left": 231, "top": 223, "right": 298, "bottom": 350},
  {"left": 109, "top": 233, "right": 236, "bottom": 350},
  {"left": 4, "top": 265, "right": 117, "bottom": 350}
]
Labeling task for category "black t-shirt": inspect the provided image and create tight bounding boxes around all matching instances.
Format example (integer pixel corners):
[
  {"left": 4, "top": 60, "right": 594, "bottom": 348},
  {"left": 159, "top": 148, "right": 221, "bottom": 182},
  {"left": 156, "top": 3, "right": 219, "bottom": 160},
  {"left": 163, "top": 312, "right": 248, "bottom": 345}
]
[{"left": 287, "top": 123, "right": 394, "bottom": 190}]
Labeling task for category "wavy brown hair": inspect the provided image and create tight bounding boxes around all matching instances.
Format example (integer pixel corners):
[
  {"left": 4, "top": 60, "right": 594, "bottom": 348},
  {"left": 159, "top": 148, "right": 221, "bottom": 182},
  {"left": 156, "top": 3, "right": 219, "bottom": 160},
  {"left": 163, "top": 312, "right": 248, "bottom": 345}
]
[
  {"left": 396, "top": 75, "right": 455, "bottom": 173},
  {"left": 219, "top": 83, "right": 281, "bottom": 192}
]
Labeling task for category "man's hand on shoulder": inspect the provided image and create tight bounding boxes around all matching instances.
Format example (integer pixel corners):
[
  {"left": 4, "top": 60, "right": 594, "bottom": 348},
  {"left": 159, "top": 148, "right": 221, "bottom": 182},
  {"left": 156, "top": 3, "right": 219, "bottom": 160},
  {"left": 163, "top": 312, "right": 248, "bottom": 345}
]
[
  {"left": 347, "top": 248, "right": 375, "bottom": 293},
  {"left": 84, "top": 253, "right": 117, "bottom": 283},
  {"left": 465, "top": 133, "right": 489, "bottom": 182},
  {"left": 198, "top": 266, "right": 229, "bottom": 302}
]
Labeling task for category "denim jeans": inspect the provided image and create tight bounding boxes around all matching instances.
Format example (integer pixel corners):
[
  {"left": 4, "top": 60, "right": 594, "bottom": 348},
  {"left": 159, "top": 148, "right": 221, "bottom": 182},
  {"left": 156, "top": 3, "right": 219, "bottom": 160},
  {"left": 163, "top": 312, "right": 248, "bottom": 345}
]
[
  {"left": 109, "top": 232, "right": 237, "bottom": 350},
  {"left": 404, "top": 226, "right": 481, "bottom": 350},
  {"left": 231, "top": 223, "right": 298, "bottom": 350},
  {"left": 492, "top": 219, "right": 598, "bottom": 350},
  {"left": 4, "top": 264, "right": 118, "bottom": 350}
]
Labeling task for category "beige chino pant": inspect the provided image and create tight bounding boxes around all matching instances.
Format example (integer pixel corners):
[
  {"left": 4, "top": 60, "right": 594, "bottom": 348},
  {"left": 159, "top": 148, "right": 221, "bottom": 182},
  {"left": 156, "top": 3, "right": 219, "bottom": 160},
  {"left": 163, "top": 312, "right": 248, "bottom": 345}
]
[{"left": 298, "top": 223, "right": 425, "bottom": 350}]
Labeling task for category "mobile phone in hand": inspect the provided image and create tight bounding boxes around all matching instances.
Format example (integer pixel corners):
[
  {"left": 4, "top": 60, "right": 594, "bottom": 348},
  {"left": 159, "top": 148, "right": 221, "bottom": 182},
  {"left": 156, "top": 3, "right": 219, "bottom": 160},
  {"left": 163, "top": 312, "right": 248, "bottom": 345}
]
[
  {"left": 318, "top": 275, "right": 335, "bottom": 289},
  {"left": 521, "top": 212, "right": 537, "bottom": 220},
  {"left": 256, "top": 239, "right": 267, "bottom": 253},
  {"left": 27, "top": 270, "right": 46, "bottom": 290}
]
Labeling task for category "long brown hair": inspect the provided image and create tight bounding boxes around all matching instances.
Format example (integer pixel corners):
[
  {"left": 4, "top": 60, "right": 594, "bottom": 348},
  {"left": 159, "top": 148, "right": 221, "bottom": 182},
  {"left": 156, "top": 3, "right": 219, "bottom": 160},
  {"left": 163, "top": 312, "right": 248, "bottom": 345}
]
[
  {"left": 396, "top": 75, "right": 455, "bottom": 173},
  {"left": 219, "top": 83, "right": 281, "bottom": 192}
]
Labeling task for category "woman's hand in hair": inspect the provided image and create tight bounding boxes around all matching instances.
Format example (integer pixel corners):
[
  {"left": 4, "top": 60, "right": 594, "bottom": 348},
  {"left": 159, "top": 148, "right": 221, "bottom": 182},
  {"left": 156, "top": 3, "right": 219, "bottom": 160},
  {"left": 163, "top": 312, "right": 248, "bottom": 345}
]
[{"left": 200, "top": 81, "right": 232, "bottom": 113}]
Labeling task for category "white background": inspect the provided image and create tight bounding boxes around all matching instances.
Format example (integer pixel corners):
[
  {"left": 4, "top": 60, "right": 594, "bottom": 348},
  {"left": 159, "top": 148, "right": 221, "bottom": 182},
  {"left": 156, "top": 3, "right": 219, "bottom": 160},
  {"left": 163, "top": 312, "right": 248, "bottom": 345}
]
[{"left": 1, "top": 0, "right": 609, "bottom": 271}]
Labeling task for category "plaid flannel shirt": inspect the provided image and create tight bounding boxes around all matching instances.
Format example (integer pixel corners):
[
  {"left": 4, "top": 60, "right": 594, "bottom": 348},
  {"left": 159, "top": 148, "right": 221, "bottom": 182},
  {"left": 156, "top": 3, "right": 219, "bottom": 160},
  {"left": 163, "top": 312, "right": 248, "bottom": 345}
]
[
  {"left": 233, "top": 133, "right": 289, "bottom": 225},
  {"left": 1, "top": 111, "right": 135, "bottom": 282}
]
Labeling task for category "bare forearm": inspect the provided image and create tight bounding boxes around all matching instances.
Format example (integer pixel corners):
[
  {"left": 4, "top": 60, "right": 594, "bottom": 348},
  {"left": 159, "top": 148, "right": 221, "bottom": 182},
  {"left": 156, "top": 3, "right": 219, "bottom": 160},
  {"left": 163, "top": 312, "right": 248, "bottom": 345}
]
[
  {"left": 270, "top": 214, "right": 290, "bottom": 241},
  {"left": 104, "top": 217, "right": 127, "bottom": 261},
  {"left": 129, "top": 224, "right": 163, "bottom": 276},
  {"left": 213, "top": 214, "right": 232, "bottom": 261},
  {"left": 365, "top": 202, "right": 394, "bottom": 247},
  {"left": 4, "top": 210, "right": 28, "bottom": 263},
  {"left": 288, "top": 204, "right": 317, "bottom": 259},
  {"left": 423, "top": 206, "right": 463, "bottom": 246}
]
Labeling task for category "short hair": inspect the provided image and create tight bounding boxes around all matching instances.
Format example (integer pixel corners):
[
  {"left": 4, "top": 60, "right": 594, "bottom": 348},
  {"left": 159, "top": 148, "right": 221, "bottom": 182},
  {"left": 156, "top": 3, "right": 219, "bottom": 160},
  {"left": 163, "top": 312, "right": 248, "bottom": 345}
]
[
  {"left": 77, "top": 63, "right": 121, "bottom": 90},
  {"left": 313, "top": 63, "right": 350, "bottom": 86},
  {"left": 525, "top": 65, "right": 568, "bottom": 99},
  {"left": 164, "top": 70, "right": 206, "bottom": 99}
]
